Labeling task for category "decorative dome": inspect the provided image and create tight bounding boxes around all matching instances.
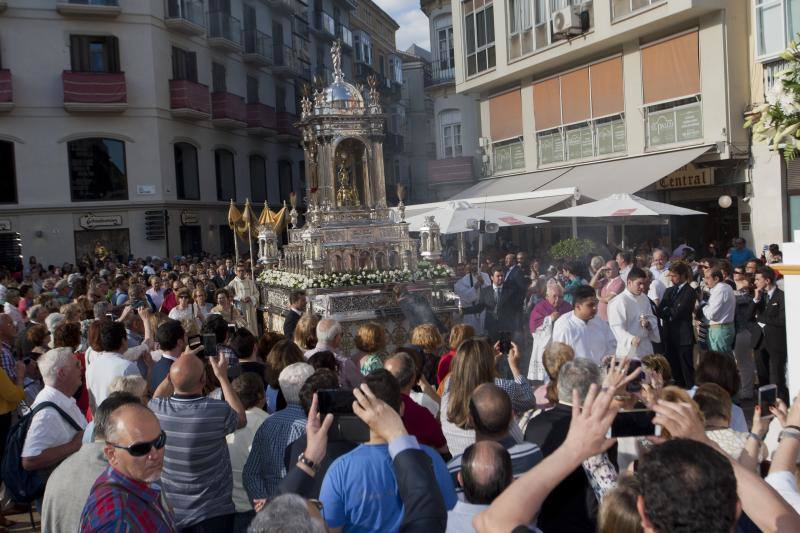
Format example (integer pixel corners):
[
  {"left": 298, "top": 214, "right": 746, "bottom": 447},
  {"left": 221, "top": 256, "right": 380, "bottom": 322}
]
[{"left": 323, "top": 79, "right": 364, "bottom": 111}]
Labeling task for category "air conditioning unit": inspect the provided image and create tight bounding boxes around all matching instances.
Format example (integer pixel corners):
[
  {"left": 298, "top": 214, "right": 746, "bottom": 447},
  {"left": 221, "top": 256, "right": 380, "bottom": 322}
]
[{"left": 552, "top": 6, "right": 583, "bottom": 37}]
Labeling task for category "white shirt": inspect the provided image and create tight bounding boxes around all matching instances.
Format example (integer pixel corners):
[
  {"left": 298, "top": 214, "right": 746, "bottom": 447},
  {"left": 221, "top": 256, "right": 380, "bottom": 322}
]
[
  {"left": 766, "top": 471, "right": 800, "bottom": 514},
  {"left": 647, "top": 277, "right": 667, "bottom": 303},
  {"left": 702, "top": 283, "right": 735, "bottom": 324},
  {"left": 86, "top": 351, "right": 141, "bottom": 408},
  {"left": 454, "top": 271, "right": 491, "bottom": 335},
  {"left": 226, "top": 407, "right": 269, "bottom": 512},
  {"left": 410, "top": 390, "right": 439, "bottom": 417},
  {"left": 607, "top": 290, "right": 660, "bottom": 357},
  {"left": 22, "top": 386, "right": 87, "bottom": 458},
  {"left": 619, "top": 265, "right": 632, "bottom": 283},
  {"left": 552, "top": 311, "right": 617, "bottom": 364},
  {"left": 168, "top": 305, "right": 195, "bottom": 323}
]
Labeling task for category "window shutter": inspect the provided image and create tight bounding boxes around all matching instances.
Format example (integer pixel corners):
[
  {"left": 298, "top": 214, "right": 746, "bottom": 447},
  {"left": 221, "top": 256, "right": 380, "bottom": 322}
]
[
  {"left": 106, "top": 36, "right": 120, "bottom": 73},
  {"left": 70, "top": 35, "right": 89, "bottom": 72},
  {"left": 171, "top": 47, "right": 181, "bottom": 79},
  {"left": 788, "top": 159, "right": 800, "bottom": 192},
  {"left": 188, "top": 52, "right": 198, "bottom": 83}
]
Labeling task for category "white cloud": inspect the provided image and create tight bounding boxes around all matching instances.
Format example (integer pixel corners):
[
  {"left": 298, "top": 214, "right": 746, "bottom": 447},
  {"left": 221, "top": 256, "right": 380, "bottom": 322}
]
[{"left": 373, "top": 1, "right": 431, "bottom": 51}]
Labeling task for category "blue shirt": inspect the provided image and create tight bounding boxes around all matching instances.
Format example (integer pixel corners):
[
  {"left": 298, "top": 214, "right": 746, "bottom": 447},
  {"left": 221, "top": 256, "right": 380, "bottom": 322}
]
[
  {"left": 319, "top": 443, "right": 457, "bottom": 532},
  {"left": 729, "top": 247, "right": 756, "bottom": 267}
]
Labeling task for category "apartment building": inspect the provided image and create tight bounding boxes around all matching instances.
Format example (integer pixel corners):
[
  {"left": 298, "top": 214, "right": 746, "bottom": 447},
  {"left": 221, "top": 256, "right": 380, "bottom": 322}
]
[
  {"left": 421, "top": 0, "right": 482, "bottom": 201},
  {"left": 448, "top": 0, "right": 761, "bottom": 250},
  {"left": 0, "top": 0, "right": 366, "bottom": 265}
]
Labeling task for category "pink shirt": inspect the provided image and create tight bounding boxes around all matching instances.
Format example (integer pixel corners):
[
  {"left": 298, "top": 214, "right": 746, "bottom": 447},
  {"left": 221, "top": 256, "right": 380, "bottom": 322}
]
[{"left": 598, "top": 276, "right": 624, "bottom": 322}]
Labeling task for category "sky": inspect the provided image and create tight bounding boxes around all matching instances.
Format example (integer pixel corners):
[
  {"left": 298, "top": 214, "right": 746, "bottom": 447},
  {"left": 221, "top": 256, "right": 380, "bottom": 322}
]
[{"left": 373, "top": 0, "right": 430, "bottom": 52}]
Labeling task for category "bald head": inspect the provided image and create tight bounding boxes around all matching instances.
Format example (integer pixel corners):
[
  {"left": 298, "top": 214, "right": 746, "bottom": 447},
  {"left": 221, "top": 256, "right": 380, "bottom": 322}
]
[
  {"left": 105, "top": 403, "right": 158, "bottom": 444},
  {"left": 470, "top": 383, "right": 512, "bottom": 440},
  {"left": 461, "top": 441, "right": 512, "bottom": 504},
  {"left": 170, "top": 353, "right": 205, "bottom": 395},
  {"left": 104, "top": 403, "right": 164, "bottom": 484}
]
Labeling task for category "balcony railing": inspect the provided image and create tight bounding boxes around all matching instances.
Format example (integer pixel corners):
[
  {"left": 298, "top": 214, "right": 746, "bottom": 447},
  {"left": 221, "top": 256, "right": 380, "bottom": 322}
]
[
  {"left": 243, "top": 30, "right": 273, "bottom": 66},
  {"left": 169, "top": 79, "right": 210, "bottom": 120},
  {"left": 62, "top": 71, "right": 127, "bottom": 112},
  {"left": 314, "top": 11, "right": 335, "bottom": 37},
  {"left": 57, "top": 0, "right": 121, "bottom": 16},
  {"left": 0, "top": 70, "right": 12, "bottom": 111},
  {"left": 273, "top": 45, "right": 300, "bottom": 78},
  {"left": 208, "top": 11, "right": 242, "bottom": 52},
  {"left": 211, "top": 91, "right": 247, "bottom": 128},
  {"left": 164, "top": 0, "right": 205, "bottom": 34},
  {"left": 427, "top": 156, "right": 475, "bottom": 185},
  {"left": 276, "top": 111, "right": 301, "bottom": 140},
  {"left": 425, "top": 62, "right": 455, "bottom": 87},
  {"left": 246, "top": 103, "right": 277, "bottom": 136},
  {"left": 336, "top": 24, "right": 353, "bottom": 48}
]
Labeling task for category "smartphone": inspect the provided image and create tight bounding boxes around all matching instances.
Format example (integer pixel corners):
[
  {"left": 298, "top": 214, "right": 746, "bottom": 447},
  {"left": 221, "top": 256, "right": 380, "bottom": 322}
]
[
  {"left": 498, "top": 331, "right": 512, "bottom": 354},
  {"left": 105, "top": 312, "right": 115, "bottom": 320},
  {"left": 187, "top": 335, "right": 202, "bottom": 349},
  {"left": 606, "top": 410, "right": 661, "bottom": 438},
  {"left": 625, "top": 359, "right": 644, "bottom": 393},
  {"left": 131, "top": 300, "right": 147, "bottom": 310},
  {"left": 758, "top": 384, "right": 777, "bottom": 418},
  {"left": 227, "top": 323, "right": 237, "bottom": 338},
  {"left": 200, "top": 333, "right": 217, "bottom": 359}
]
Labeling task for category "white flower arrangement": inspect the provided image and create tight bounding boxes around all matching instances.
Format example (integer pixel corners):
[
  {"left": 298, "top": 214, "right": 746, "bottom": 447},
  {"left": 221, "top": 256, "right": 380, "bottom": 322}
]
[{"left": 257, "top": 262, "right": 454, "bottom": 290}]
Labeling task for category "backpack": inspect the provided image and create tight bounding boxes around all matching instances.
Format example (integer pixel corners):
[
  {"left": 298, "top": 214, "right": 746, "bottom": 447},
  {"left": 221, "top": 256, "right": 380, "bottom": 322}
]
[{"left": 2, "top": 401, "right": 82, "bottom": 503}]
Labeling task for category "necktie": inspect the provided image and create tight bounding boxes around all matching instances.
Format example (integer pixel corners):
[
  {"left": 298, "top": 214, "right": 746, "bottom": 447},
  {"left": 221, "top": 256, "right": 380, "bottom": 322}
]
[
  {"left": 469, "top": 273, "right": 473, "bottom": 287},
  {"left": 494, "top": 287, "right": 501, "bottom": 314}
]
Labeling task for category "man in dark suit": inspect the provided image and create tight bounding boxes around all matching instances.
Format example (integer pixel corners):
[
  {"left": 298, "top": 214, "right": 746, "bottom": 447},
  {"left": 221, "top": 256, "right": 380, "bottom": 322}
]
[
  {"left": 283, "top": 290, "right": 307, "bottom": 338},
  {"left": 524, "top": 358, "right": 604, "bottom": 533},
  {"left": 462, "top": 267, "right": 522, "bottom": 342},
  {"left": 657, "top": 261, "right": 697, "bottom": 387},
  {"left": 751, "top": 266, "right": 787, "bottom": 402}
]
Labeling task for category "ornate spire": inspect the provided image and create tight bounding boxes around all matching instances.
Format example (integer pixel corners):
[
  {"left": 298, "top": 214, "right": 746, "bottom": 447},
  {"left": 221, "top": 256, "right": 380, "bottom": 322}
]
[{"left": 331, "top": 40, "right": 343, "bottom": 81}]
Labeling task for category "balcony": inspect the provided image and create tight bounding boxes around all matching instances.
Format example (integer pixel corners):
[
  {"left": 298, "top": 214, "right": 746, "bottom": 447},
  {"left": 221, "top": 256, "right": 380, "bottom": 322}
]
[
  {"left": 56, "top": 0, "right": 121, "bottom": 17},
  {"left": 269, "top": 0, "right": 294, "bottom": 14},
  {"left": 164, "top": 0, "right": 205, "bottom": 35},
  {"left": 243, "top": 30, "right": 273, "bottom": 67},
  {"left": 336, "top": 24, "right": 353, "bottom": 49},
  {"left": 169, "top": 79, "right": 210, "bottom": 120},
  {"left": 62, "top": 71, "right": 127, "bottom": 112},
  {"left": 0, "top": 70, "right": 12, "bottom": 112},
  {"left": 211, "top": 91, "right": 247, "bottom": 129},
  {"left": 276, "top": 111, "right": 301, "bottom": 142},
  {"left": 427, "top": 156, "right": 475, "bottom": 186},
  {"left": 246, "top": 103, "right": 277, "bottom": 137},
  {"left": 208, "top": 12, "right": 242, "bottom": 53},
  {"left": 273, "top": 45, "right": 299, "bottom": 78},
  {"left": 425, "top": 62, "right": 455, "bottom": 88},
  {"left": 313, "top": 11, "right": 336, "bottom": 39},
  {"left": 353, "top": 62, "right": 374, "bottom": 83}
]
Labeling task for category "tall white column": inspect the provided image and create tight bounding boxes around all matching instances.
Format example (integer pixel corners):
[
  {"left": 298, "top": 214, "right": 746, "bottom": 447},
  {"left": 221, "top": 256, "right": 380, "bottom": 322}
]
[{"left": 779, "top": 232, "right": 800, "bottom": 398}]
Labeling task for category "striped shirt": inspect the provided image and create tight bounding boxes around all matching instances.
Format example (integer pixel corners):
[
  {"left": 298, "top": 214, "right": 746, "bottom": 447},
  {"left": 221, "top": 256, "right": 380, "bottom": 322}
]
[
  {"left": 447, "top": 436, "right": 542, "bottom": 496},
  {"left": 149, "top": 394, "right": 239, "bottom": 529},
  {"left": 242, "top": 404, "right": 306, "bottom": 500}
]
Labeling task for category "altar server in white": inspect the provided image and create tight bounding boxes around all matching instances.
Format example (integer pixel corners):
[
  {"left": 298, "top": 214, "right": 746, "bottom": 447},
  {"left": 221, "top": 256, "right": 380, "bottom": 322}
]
[
  {"left": 454, "top": 259, "right": 491, "bottom": 335},
  {"left": 552, "top": 285, "right": 616, "bottom": 364},
  {"left": 608, "top": 267, "right": 661, "bottom": 358}
]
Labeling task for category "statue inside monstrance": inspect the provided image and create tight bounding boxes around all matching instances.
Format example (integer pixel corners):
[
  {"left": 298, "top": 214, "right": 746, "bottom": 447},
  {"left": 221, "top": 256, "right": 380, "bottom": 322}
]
[{"left": 336, "top": 155, "right": 361, "bottom": 208}]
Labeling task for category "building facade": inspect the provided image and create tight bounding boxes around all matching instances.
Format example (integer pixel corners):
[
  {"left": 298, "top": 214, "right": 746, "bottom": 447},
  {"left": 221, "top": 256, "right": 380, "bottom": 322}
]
[
  {"left": 421, "top": 0, "right": 482, "bottom": 201},
  {"left": 0, "top": 0, "right": 385, "bottom": 265},
  {"left": 447, "top": 0, "right": 765, "bottom": 251}
]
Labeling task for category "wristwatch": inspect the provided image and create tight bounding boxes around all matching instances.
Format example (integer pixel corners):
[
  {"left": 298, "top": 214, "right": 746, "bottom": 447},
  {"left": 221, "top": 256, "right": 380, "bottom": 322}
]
[{"left": 297, "top": 452, "right": 319, "bottom": 473}]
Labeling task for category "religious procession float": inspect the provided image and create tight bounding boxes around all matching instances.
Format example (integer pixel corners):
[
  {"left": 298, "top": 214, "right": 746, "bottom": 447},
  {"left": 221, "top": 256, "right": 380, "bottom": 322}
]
[{"left": 247, "top": 42, "right": 457, "bottom": 352}]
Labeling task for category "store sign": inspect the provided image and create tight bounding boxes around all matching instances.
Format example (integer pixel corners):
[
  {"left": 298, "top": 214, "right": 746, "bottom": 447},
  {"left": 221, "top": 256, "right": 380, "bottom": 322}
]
[
  {"left": 79, "top": 214, "right": 123, "bottom": 230},
  {"left": 649, "top": 101, "right": 703, "bottom": 147},
  {"left": 180, "top": 210, "right": 199, "bottom": 225},
  {"left": 0, "top": 220, "right": 11, "bottom": 232},
  {"left": 656, "top": 164, "right": 715, "bottom": 190},
  {"left": 494, "top": 141, "right": 525, "bottom": 173}
]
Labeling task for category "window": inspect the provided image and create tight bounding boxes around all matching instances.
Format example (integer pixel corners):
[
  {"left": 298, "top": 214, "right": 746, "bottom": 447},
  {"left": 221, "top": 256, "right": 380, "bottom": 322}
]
[
  {"left": 174, "top": 142, "right": 200, "bottom": 200},
  {"left": 755, "top": 0, "right": 800, "bottom": 59},
  {"left": 0, "top": 141, "right": 17, "bottom": 204},
  {"left": 69, "top": 35, "right": 120, "bottom": 73},
  {"left": 612, "top": 0, "right": 662, "bottom": 20},
  {"left": 435, "top": 15, "right": 455, "bottom": 74},
  {"left": 489, "top": 89, "right": 524, "bottom": 170},
  {"left": 212, "top": 62, "right": 226, "bottom": 92},
  {"left": 493, "top": 139, "right": 525, "bottom": 172},
  {"left": 172, "top": 47, "right": 198, "bottom": 82},
  {"left": 68, "top": 138, "right": 128, "bottom": 201},
  {"left": 215, "top": 149, "right": 236, "bottom": 201},
  {"left": 507, "top": 0, "right": 533, "bottom": 59},
  {"left": 353, "top": 31, "right": 372, "bottom": 65},
  {"left": 278, "top": 160, "right": 293, "bottom": 204},
  {"left": 275, "top": 85, "right": 286, "bottom": 113},
  {"left": 247, "top": 75, "right": 259, "bottom": 104},
  {"left": 646, "top": 96, "right": 703, "bottom": 147},
  {"left": 463, "top": 0, "right": 495, "bottom": 77},
  {"left": 250, "top": 155, "right": 267, "bottom": 203},
  {"left": 440, "top": 109, "right": 463, "bottom": 158}
]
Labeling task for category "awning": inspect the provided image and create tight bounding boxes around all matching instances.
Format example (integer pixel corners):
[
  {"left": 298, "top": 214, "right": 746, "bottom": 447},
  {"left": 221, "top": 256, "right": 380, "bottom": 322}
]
[{"left": 441, "top": 145, "right": 712, "bottom": 216}]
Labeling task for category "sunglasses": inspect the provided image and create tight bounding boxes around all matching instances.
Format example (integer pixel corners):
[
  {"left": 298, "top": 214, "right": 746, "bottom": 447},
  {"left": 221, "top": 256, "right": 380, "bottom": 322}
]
[{"left": 108, "top": 431, "right": 166, "bottom": 457}]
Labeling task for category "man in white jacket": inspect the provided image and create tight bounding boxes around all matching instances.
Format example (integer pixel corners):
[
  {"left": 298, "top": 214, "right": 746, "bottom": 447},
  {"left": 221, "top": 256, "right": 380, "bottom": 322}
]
[{"left": 608, "top": 267, "right": 660, "bottom": 358}]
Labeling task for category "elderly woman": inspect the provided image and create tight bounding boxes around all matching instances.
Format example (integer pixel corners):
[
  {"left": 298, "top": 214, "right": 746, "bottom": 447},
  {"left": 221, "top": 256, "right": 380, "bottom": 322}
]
[
  {"left": 210, "top": 288, "right": 247, "bottom": 329},
  {"left": 527, "top": 281, "right": 572, "bottom": 381}
]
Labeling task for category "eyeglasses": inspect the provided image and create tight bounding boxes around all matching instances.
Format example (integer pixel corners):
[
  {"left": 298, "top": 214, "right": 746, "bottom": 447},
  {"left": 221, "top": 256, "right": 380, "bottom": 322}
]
[
  {"left": 309, "top": 499, "right": 324, "bottom": 512},
  {"left": 734, "top": 270, "right": 744, "bottom": 275},
  {"left": 108, "top": 431, "right": 166, "bottom": 457}
]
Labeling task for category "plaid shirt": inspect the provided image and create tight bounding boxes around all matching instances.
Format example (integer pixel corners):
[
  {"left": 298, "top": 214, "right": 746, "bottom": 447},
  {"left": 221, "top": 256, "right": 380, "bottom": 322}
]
[
  {"left": 79, "top": 466, "right": 176, "bottom": 533},
  {"left": 0, "top": 342, "right": 16, "bottom": 382}
]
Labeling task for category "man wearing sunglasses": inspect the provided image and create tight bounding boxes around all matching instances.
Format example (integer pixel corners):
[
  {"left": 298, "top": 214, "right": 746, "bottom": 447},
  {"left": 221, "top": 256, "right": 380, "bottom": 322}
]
[{"left": 79, "top": 403, "right": 175, "bottom": 532}]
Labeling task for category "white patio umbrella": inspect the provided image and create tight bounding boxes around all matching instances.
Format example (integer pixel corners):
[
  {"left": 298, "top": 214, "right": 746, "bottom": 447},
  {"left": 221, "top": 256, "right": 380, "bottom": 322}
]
[
  {"left": 541, "top": 193, "right": 706, "bottom": 248},
  {"left": 404, "top": 200, "right": 548, "bottom": 234}
]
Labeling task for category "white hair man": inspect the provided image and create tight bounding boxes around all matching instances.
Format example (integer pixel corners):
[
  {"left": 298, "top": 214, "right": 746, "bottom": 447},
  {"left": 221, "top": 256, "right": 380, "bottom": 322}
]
[
  {"left": 243, "top": 363, "right": 315, "bottom": 506},
  {"left": 22, "top": 347, "right": 87, "bottom": 474},
  {"left": 305, "top": 318, "right": 363, "bottom": 389},
  {"left": 249, "top": 494, "right": 326, "bottom": 533}
]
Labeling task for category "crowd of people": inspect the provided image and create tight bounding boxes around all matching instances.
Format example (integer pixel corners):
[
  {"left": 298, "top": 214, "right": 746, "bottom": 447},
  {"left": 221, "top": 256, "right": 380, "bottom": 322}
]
[{"left": 0, "top": 234, "right": 792, "bottom": 532}]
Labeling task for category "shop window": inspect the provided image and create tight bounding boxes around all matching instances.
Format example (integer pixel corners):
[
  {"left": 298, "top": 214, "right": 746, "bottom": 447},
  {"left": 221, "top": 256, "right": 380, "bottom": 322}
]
[
  {"left": 463, "top": 0, "right": 495, "bottom": 77},
  {"left": 174, "top": 142, "right": 200, "bottom": 200},
  {"left": 493, "top": 138, "right": 525, "bottom": 172},
  {"left": 215, "top": 148, "right": 236, "bottom": 201},
  {"left": 0, "top": 141, "right": 17, "bottom": 204},
  {"left": 70, "top": 35, "right": 120, "bottom": 73},
  {"left": 250, "top": 155, "right": 267, "bottom": 204},
  {"left": 645, "top": 97, "right": 702, "bottom": 147},
  {"left": 755, "top": 0, "right": 800, "bottom": 60},
  {"left": 68, "top": 138, "right": 128, "bottom": 201},
  {"left": 612, "top": 0, "right": 664, "bottom": 20}
]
